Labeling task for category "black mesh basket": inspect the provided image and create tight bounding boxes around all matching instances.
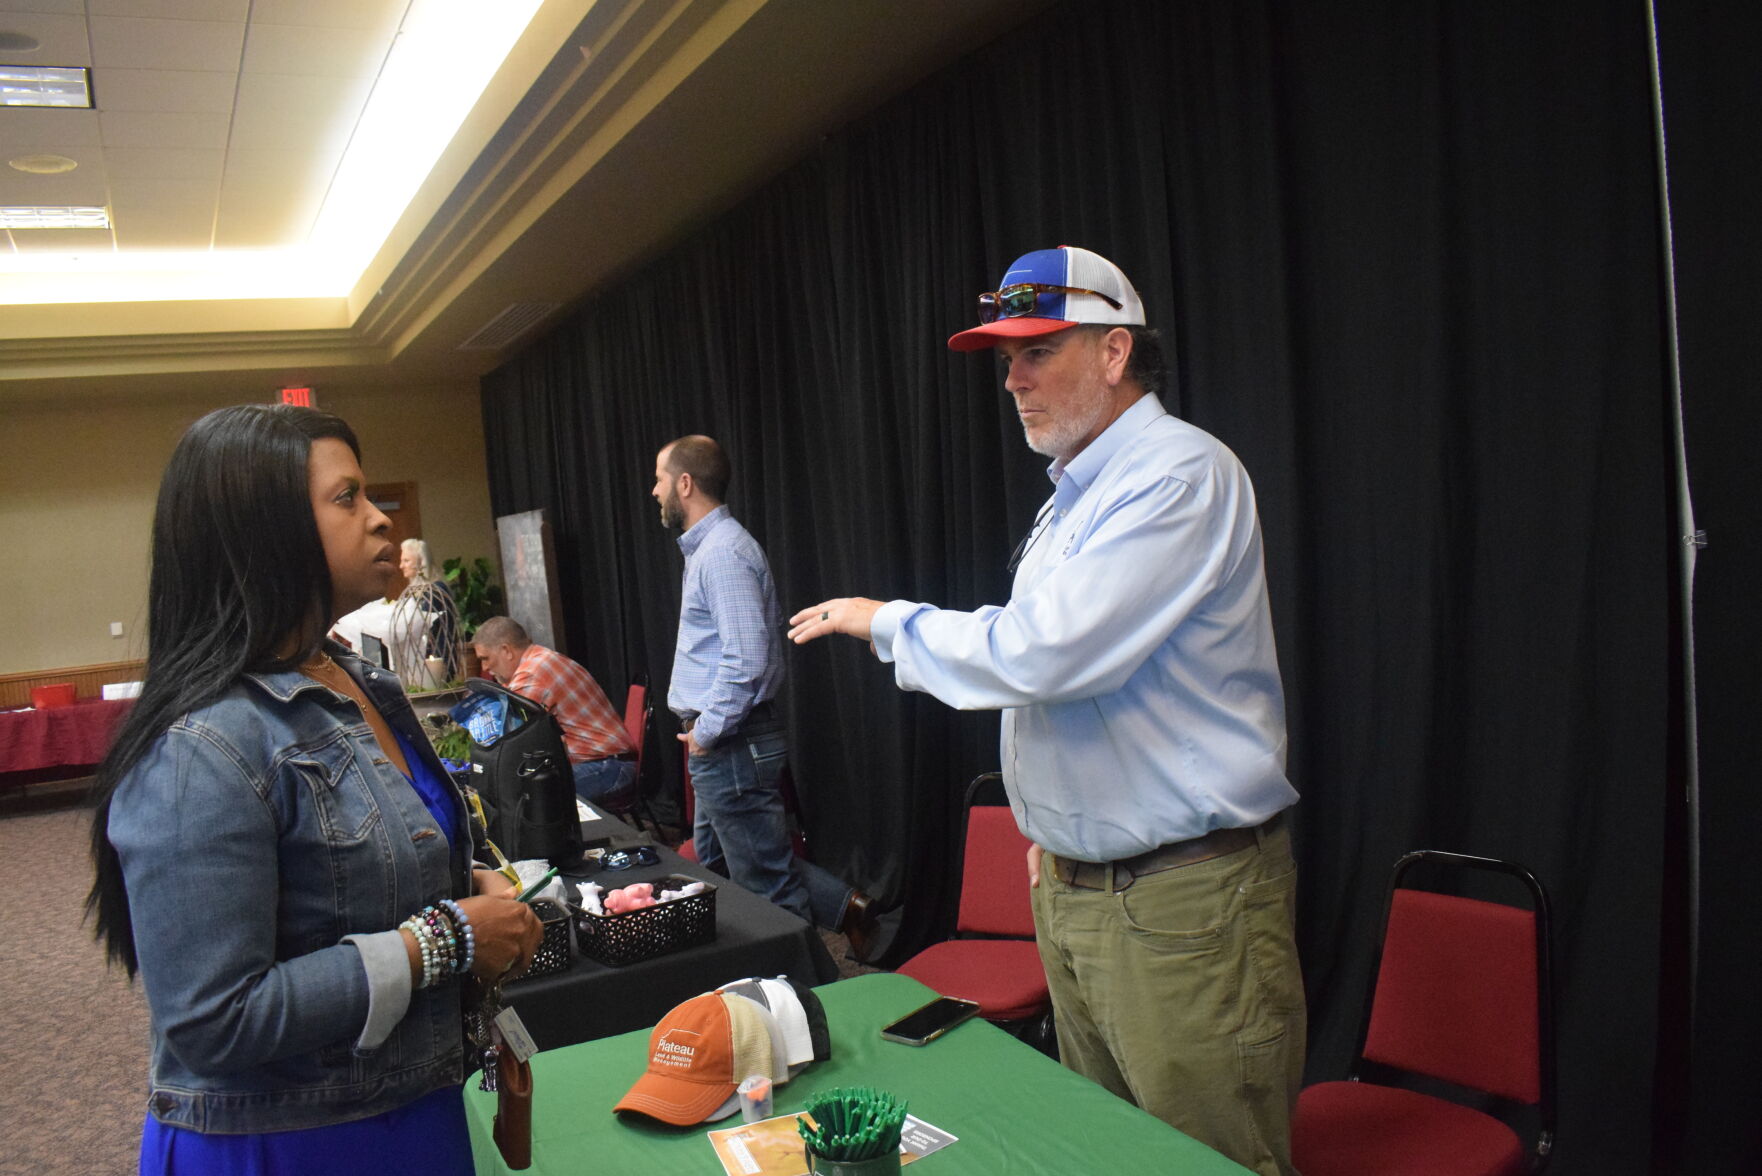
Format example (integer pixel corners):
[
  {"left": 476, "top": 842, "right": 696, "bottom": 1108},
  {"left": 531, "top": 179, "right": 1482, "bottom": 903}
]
[
  {"left": 507, "top": 898, "right": 572, "bottom": 981},
  {"left": 573, "top": 875, "right": 717, "bottom": 967}
]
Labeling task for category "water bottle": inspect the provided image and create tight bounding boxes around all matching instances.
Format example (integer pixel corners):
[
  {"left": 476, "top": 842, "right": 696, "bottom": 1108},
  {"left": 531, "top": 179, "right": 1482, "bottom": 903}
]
[{"left": 515, "top": 749, "right": 581, "bottom": 865}]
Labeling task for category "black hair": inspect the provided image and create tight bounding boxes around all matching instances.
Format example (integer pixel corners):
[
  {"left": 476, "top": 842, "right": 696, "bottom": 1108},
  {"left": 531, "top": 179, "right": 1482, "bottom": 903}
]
[
  {"left": 86, "top": 403, "right": 361, "bottom": 975},
  {"left": 663, "top": 434, "right": 731, "bottom": 502}
]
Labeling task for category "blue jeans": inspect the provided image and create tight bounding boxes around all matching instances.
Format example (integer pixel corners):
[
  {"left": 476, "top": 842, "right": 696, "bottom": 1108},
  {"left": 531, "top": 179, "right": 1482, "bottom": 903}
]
[
  {"left": 688, "top": 717, "right": 852, "bottom": 929},
  {"left": 572, "top": 756, "right": 636, "bottom": 805}
]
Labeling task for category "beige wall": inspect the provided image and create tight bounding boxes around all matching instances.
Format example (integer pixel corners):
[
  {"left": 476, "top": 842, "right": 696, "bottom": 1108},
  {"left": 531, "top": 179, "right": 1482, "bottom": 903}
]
[{"left": 0, "top": 382, "right": 497, "bottom": 676}]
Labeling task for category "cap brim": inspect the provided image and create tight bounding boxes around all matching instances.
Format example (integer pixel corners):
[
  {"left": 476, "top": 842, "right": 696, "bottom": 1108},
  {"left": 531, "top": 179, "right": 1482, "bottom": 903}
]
[
  {"left": 613, "top": 1073, "right": 736, "bottom": 1126},
  {"left": 947, "top": 317, "right": 1076, "bottom": 352}
]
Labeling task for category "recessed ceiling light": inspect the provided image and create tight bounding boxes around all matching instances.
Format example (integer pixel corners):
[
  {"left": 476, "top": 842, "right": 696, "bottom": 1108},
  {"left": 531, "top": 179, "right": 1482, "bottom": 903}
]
[
  {"left": 9, "top": 154, "right": 78, "bottom": 175},
  {"left": 0, "top": 65, "right": 93, "bottom": 109},
  {"left": 0, "top": 206, "right": 110, "bottom": 229}
]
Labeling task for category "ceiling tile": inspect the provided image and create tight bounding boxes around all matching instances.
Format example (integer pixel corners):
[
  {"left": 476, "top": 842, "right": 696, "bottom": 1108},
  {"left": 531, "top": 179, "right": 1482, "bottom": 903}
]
[
  {"left": 231, "top": 72, "right": 372, "bottom": 153},
  {"left": 7, "top": 226, "right": 115, "bottom": 253},
  {"left": 0, "top": 0, "right": 85, "bottom": 16},
  {"left": 109, "top": 175, "right": 220, "bottom": 214},
  {"left": 215, "top": 172, "right": 327, "bottom": 249},
  {"left": 0, "top": 12, "right": 91, "bottom": 63},
  {"left": 0, "top": 109, "right": 103, "bottom": 152},
  {"left": 95, "top": 69, "right": 238, "bottom": 114},
  {"left": 223, "top": 147, "right": 341, "bottom": 181},
  {"left": 89, "top": 16, "right": 246, "bottom": 74},
  {"left": 241, "top": 23, "right": 392, "bottom": 78},
  {"left": 87, "top": 0, "right": 249, "bottom": 17},
  {"left": 103, "top": 146, "right": 225, "bottom": 180},
  {"left": 99, "top": 109, "right": 230, "bottom": 149},
  {"left": 0, "top": 165, "right": 107, "bottom": 206},
  {"left": 110, "top": 207, "right": 213, "bottom": 250},
  {"left": 107, "top": 177, "right": 217, "bottom": 248},
  {"left": 248, "top": 0, "right": 406, "bottom": 35}
]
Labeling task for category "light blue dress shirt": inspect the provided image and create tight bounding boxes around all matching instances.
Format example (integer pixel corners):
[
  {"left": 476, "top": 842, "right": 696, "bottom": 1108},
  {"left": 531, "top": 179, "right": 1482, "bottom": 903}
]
[
  {"left": 871, "top": 393, "right": 1296, "bottom": 862},
  {"left": 668, "top": 504, "right": 785, "bottom": 749}
]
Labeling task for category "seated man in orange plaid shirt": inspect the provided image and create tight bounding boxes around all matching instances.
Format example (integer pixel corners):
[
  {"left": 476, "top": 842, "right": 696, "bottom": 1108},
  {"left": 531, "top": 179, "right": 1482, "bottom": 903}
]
[{"left": 472, "top": 616, "right": 637, "bottom": 804}]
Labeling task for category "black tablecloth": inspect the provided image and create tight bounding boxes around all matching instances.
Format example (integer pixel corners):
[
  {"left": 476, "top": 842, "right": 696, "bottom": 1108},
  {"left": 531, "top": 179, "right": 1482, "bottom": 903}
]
[{"left": 500, "top": 812, "right": 839, "bottom": 1050}]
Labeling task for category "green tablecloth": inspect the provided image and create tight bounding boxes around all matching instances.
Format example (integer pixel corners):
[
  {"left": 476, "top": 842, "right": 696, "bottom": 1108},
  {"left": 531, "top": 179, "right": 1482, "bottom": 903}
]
[{"left": 466, "top": 971, "right": 1252, "bottom": 1174}]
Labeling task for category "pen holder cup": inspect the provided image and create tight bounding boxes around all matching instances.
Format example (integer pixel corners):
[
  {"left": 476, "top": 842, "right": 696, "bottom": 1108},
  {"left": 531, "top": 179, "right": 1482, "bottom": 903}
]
[{"left": 804, "top": 1149, "right": 901, "bottom": 1175}]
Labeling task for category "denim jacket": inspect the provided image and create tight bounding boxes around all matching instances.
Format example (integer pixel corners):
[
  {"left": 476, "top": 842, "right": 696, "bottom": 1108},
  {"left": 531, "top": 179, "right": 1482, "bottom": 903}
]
[{"left": 108, "top": 644, "right": 474, "bottom": 1134}]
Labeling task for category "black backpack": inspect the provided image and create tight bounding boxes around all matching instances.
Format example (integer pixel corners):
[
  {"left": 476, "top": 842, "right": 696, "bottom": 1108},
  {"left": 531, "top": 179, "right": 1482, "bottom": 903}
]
[{"left": 453, "top": 678, "right": 583, "bottom": 867}]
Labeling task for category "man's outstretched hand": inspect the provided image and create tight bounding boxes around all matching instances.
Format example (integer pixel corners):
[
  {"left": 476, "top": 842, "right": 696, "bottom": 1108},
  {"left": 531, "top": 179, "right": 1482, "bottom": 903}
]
[{"left": 788, "top": 597, "right": 883, "bottom": 644}]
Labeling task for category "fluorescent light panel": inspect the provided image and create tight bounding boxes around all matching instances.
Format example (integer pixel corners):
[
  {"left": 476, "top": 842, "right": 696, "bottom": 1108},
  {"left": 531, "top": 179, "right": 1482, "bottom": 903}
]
[
  {"left": 0, "top": 0, "right": 542, "bottom": 304},
  {"left": 0, "top": 65, "right": 93, "bottom": 109},
  {"left": 0, "top": 205, "right": 110, "bottom": 229}
]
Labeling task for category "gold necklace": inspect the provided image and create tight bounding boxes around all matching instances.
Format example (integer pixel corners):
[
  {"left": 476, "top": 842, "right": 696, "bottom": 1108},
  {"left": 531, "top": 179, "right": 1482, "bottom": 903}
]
[{"left": 300, "top": 651, "right": 351, "bottom": 687}]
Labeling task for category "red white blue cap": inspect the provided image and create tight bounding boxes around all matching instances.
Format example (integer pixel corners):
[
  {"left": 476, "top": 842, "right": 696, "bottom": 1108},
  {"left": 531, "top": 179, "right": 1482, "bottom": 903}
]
[{"left": 947, "top": 245, "right": 1145, "bottom": 351}]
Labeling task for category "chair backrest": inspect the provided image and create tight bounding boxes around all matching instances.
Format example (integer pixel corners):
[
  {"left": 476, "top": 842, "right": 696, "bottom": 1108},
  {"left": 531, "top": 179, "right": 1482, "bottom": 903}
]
[
  {"left": 955, "top": 808, "right": 1036, "bottom": 936},
  {"left": 622, "top": 682, "right": 647, "bottom": 751},
  {"left": 1355, "top": 851, "right": 1554, "bottom": 1124},
  {"left": 954, "top": 774, "right": 1035, "bottom": 938}
]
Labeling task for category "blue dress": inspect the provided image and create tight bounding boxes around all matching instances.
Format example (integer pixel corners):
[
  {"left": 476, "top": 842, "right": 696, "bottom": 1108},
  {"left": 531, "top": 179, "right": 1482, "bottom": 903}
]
[{"left": 139, "top": 729, "right": 474, "bottom": 1175}]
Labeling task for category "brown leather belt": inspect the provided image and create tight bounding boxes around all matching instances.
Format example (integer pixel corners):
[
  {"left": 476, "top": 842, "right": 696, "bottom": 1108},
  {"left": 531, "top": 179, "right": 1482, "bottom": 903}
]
[{"left": 1049, "top": 814, "right": 1281, "bottom": 892}]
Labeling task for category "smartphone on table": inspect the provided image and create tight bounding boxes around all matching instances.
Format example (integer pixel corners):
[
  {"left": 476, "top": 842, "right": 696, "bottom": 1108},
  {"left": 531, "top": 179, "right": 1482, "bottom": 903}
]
[{"left": 879, "top": 996, "right": 982, "bottom": 1046}]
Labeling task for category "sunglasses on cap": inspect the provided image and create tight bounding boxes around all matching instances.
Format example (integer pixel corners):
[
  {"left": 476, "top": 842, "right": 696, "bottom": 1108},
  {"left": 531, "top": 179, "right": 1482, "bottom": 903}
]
[{"left": 977, "top": 282, "right": 1123, "bottom": 324}]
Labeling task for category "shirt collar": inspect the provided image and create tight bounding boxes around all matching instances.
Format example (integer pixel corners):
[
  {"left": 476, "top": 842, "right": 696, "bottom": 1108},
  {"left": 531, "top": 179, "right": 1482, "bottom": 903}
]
[
  {"left": 677, "top": 503, "right": 732, "bottom": 557},
  {"left": 242, "top": 639, "right": 358, "bottom": 702},
  {"left": 1047, "top": 392, "right": 1165, "bottom": 492}
]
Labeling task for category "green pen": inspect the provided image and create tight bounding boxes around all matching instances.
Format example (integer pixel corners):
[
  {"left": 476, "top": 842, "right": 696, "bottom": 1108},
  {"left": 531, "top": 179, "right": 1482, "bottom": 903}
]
[{"left": 515, "top": 867, "right": 559, "bottom": 903}]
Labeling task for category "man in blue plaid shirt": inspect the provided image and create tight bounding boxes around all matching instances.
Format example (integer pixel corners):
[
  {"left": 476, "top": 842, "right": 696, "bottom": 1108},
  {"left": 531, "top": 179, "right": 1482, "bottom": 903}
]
[{"left": 653, "top": 435, "right": 877, "bottom": 956}]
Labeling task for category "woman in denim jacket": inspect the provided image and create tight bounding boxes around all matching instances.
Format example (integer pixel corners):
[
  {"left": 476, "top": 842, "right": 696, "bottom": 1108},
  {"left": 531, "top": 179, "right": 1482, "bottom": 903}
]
[{"left": 87, "top": 404, "right": 543, "bottom": 1173}]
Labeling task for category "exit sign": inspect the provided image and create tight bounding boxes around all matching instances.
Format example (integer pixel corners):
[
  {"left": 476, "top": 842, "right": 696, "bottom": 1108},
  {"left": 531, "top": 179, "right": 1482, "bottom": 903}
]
[{"left": 279, "top": 386, "right": 314, "bottom": 407}]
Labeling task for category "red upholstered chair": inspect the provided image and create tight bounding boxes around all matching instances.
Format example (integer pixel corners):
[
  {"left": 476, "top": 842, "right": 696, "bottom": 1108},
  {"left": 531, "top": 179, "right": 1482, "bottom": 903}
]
[
  {"left": 1293, "top": 850, "right": 1556, "bottom": 1176},
  {"left": 896, "top": 773, "right": 1052, "bottom": 1039},
  {"left": 597, "top": 682, "right": 658, "bottom": 835}
]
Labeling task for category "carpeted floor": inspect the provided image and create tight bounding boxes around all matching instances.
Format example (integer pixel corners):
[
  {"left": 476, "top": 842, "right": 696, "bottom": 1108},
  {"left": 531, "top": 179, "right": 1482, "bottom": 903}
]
[
  {"left": 0, "top": 779, "right": 873, "bottom": 1176},
  {"left": 0, "top": 781, "right": 150, "bottom": 1176}
]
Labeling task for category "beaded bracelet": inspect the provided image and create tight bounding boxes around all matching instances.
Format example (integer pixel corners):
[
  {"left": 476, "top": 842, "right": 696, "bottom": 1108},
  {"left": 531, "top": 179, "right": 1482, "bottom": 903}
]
[
  {"left": 400, "top": 914, "right": 438, "bottom": 988},
  {"left": 425, "top": 904, "right": 460, "bottom": 979},
  {"left": 439, "top": 899, "right": 475, "bottom": 976},
  {"left": 401, "top": 901, "right": 477, "bottom": 988}
]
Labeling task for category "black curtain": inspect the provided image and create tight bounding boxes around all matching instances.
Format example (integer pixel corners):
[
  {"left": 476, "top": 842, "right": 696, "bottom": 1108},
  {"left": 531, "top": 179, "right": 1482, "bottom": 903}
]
[
  {"left": 1653, "top": 3, "right": 1762, "bottom": 1172},
  {"left": 479, "top": 2, "right": 1742, "bottom": 1171}
]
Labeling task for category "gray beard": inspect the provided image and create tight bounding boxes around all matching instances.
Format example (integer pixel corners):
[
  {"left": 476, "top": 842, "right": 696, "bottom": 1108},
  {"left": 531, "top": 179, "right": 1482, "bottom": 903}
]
[{"left": 1025, "top": 396, "right": 1110, "bottom": 460}]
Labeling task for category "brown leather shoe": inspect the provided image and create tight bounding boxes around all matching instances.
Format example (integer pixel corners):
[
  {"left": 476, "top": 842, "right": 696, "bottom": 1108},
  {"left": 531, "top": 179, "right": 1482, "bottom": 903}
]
[{"left": 840, "top": 890, "right": 879, "bottom": 960}]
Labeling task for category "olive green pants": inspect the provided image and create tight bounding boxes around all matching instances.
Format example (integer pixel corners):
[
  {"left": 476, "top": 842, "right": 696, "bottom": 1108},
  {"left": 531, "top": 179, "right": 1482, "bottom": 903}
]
[{"left": 1033, "top": 821, "right": 1305, "bottom": 1176}]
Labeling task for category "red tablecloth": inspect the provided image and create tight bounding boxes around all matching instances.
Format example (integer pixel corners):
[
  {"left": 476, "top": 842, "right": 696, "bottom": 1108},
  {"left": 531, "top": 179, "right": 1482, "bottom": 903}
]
[{"left": 0, "top": 698, "right": 134, "bottom": 777}]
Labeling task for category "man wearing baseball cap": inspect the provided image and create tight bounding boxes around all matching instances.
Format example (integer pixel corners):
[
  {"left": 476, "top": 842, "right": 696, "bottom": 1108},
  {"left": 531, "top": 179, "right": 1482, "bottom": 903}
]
[{"left": 789, "top": 246, "right": 1303, "bottom": 1176}]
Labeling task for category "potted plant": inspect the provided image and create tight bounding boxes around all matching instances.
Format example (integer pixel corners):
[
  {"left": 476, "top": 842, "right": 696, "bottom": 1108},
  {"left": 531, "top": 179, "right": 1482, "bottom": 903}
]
[{"left": 443, "top": 556, "right": 505, "bottom": 678}]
